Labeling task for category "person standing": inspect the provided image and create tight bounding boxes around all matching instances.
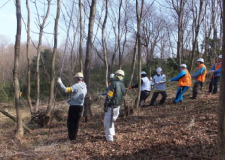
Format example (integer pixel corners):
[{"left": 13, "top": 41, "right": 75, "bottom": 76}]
[
  {"left": 99, "top": 74, "right": 114, "bottom": 95},
  {"left": 169, "top": 64, "right": 192, "bottom": 103},
  {"left": 104, "top": 70, "right": 125, "bottom": 142},
  {"left": 57, "top": 72, "right": 87, "bottom": 141},
  {"left": 129, "top": 71, "right": 151, "bottom": 106},
  {"left": 149, "top": 67, "right": 167, "bottom": 106},
  {"left": 208, "top": 55, "right": 222, "bottom": 94},
  {"left": 190, "top": 58, "right": 207, "bottom": 99}
]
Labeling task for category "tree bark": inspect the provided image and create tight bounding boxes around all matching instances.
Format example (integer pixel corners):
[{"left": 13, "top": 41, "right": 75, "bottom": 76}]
[
  {"left": 102, "top": 0, "right": 109, "bottom": 87},
  {"left": 14, "top": 0, "right": 24, "bottom": 139},
  {"left": 118, "top": 0, "right": 122, "bottom": 69},
  {"left": 45, "top": 0, "right": 60, "bottom": 126},
  {"left": 218, "top": 1, "right": 225, "bottom": 158},
  {"left": 26, "top": 0, "right": 32, "bottom": 113},
  {"left": 135, "top": 0, "right": 144, "bottom": 108},
  {"left": 84, "top": 0, "right": 97, "bottom": 122},
  {"left": 79, "top": 0, "right": 83, "bottom": 73},
  {"left": 35, "top": 0, "right": 51, "bottom": 107}
]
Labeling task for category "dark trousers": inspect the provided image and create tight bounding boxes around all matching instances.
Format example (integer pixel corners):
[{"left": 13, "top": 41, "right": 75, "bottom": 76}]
[
  {"left": 192, "top": 81, "right": 203, "bottom": 98},
  {"left": 140, "top": 91, "right": 150, "bottom": 106},
  {"left": 209, "top": 77, "right": 220, "bottom": 94},
  {"left": 67, "top": 106, "right": 83, "bottom": 141},
  {"left": 149, "top": 91, "right": 167, "bottom": 106}
]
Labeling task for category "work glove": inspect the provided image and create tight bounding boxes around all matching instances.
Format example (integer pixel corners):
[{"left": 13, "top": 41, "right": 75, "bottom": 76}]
[
  {"left": 156, "top": 82, "right": 159, "bottom": 84},
  {"left": 57, "top": 77, "right": 62, "bottom": 84},
  {"left": 129, "top": 86, "right": 132, "bottom": 89},
  {"left": 168, "top": 80, "right": 171, "bottom": 82},
  {"left": 211, "top": 70, "right": 215, "bottom": 73}
]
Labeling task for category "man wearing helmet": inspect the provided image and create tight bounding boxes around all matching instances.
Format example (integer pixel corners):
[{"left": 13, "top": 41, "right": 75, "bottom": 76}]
[
  {"left": 190, "top": 58, "right": 207, "bottom": 99},
  {"left": 169, "top": 64, "right": 192, "bottom": 103},
  {"left": 208, "top": 55, "right": 222, "bottom": 94},
  {"left": 104, "top": 70, "right": 125, "bottom": 142},
  {"left": 149, "top": 67, "right": 167, "bottom": 106},
  {"left": 57, "top": 72, "right": 87, "bottom": 141},
  {"left": 129, "top": 71, "right": 152, "bottom": 106},
  {"left": 99, "top": 74, "right": 115, "bottom": 95}
]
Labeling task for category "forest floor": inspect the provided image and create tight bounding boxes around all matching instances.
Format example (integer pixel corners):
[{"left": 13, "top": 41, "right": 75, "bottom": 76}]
[{"left": 0, "top": 86, "right": 219, "bottom": 160}]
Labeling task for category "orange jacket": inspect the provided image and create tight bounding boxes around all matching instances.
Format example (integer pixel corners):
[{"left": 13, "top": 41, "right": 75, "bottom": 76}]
[
  {"left": 197, "top": 64, "right": 207, "bottom": 82},
  {"left": 178, "top": 69, "right": 192, "bottom": 87}
]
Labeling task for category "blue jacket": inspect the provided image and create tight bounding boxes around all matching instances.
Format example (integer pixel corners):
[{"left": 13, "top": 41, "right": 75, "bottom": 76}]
[
  {"left": 211, "top": 62, "right": 222, "bottom": 77},
  {"left": 192, "top": 66, "right": 206, "bottom": 82},
  {"left": 170, "top": 70, "right": 186, "bottom": 81}
]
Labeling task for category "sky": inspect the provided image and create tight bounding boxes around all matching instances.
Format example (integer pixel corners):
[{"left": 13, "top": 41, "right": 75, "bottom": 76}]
[{"left": 0, "top": 0, "right": 64, "bottom": 46}]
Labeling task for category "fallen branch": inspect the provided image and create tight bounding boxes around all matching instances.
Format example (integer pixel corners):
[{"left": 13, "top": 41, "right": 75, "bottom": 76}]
[{"left": 0, "top": 109, "right": 32, "bottom": 133}]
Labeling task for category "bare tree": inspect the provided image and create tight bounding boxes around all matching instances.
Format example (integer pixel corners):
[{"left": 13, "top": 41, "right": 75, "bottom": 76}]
[
  {"left": 14, "top": 0, "right": 23, "bottom": 138},
  {"left": 45, "top": 0, "right": 60, "bottom": 126},
  {"left": 79, "top": 0, "right": 83, "bottom": 73},
  {"left": 26, "top": 0, "right": 32, "bottom": 112},
  {"left": 135, "top": 0, "right": 145, "bottom": 108},
  {"left": 34, "top": 0, "right": 51, "bottom": 107},
  {"left": 218, "top": 1, "right": 225, "bottom": 158},
  {"left": 84, "top": 0, "right": 97, "bottom": 122}
]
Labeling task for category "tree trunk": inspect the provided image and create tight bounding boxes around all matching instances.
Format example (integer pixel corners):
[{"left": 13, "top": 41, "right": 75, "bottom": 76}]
[
  {"left": 135, "top": 0, "right": 144, "bottom": 109},
  {"left": 218, "top": 1, "right": 225, "bottom": 158},
  {"left": 118, "top": 0, "right": 122, "bottom": 69},
  {"left": 45, "top": 0, "right": 60, "bottom": 126},
  {"left": 35, "top": 0, "right": 51, "bottom": 107},
  {"left": 102, "top": 0, "right": 109, "bottom": 87},
  {"left": 14, "top": 0, "right": 23, "bottom": 139},
  {"left": 84, "top": 0, "right": 97, "bottom": 122},
  {"left": 26, "top": 0, "right": 32, "bottom": 113},
  {"left": 79, "top": 0, "right": 83, "bottom": 73}
]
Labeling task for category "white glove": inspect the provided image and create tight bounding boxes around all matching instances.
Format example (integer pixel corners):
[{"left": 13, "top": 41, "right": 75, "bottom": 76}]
[
  {"left": 168, "top": 80, "right": 171, "bottom": 82},
  {"left": 211, "top": 70, "right": 215, "bottom": 73},
  {"left": 156, "top": 82, "right": 159, "bottom": 84},
  {"left": 57, "top": 77, "right": 62, "bottom": 84}
]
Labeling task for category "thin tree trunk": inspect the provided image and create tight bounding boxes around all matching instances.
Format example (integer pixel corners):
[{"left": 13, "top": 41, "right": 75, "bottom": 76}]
[
  {"left": 118, "top": 0, "right": 122, "bottom": 69},
  {"left": 84, "top": 0, "right": 97, "bottom": 122},
  {"left": 218, "top": 0, "right": 225, "bottom": 158},
  {"left": 79, "top": 0, "right": 83, "bottom": 73},
  {"left": 45, "top": 0, "right": 60, "bottom": 126},
  {"left": 14, "top": 0, "right": 23, "bottom": 139},
  {"left": 35, "top": 0, "right": 51, "bottom": 107},
  {"left": 102, "top": 0, "right": 109, "bottom": 87},
  {"left": 26, "top": 0, "right": 32, "bottom": 113},
  {"left": 135, "top": 0, "right": 144, "bottom": 109}
]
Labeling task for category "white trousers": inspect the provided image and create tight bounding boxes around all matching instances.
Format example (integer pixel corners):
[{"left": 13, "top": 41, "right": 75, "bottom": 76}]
[{"left": 104, "top": 106, "right": 120, "bottom": 142}]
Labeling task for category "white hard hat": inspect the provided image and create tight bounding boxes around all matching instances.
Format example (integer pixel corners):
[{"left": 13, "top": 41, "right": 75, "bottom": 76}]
[
  {"left": 74, "top": 72, "right": 83, "bottom": 78},
  {"left": 115, "top": 70, "right": 125, "bottom": 77},
  {"left": 110, "top": 74, "right": 114, "bottom": 79},
  {"left": 141, "top": 71, "right": 147, "bottom": 75},
  {"left": 219, "top": 55, "right": 222, "bottom": 59},
  {"left": 180, "top": 64, "right": 187, "bottom": 69},
  {"left": 197, "top": 58, "right": 204, "bottom": 63},
  {"left": 156, "top": 67, "right": 162, "bottom": 75}
]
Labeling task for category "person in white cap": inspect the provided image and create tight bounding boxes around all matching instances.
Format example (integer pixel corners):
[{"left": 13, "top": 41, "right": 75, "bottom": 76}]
[
  {"left": 149, "top": 67, "right": 167, "bottom": 106},
  {"left": 190, "top": 58, "right": 207, "bottom": 99},
  {"left": 169, "top": 64, "right": 192, "bottom": 103},
  {"left": 104, "top": 70, "right": 125, "bottom": 142},
  {"left": 208, "top": 55, "right": 222, "bottom": 94},
  {"left": 57, "top": 72, "right": 87, "bottom": 141},
  {"left": 128, "top": 71, "right": 152, "bottom": 106},
  {"left": 99, "top": 74, "right": 115, "bottom": 95}
]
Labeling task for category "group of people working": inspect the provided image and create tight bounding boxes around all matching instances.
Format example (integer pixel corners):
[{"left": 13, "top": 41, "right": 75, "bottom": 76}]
[{"left": 56, "top": 55, "right": 222, "bottom": 142}]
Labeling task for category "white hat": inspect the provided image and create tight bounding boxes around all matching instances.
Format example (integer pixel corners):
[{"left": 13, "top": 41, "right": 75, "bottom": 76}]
[
  {"left": 74, "top": 72, "right": 83, "bottom": 78},
  {"left": 180, "top": 64, "right": 187, "bottom": 69},
  {"left": 110, "top": 74, "right": 114, "bottom": 79},
  {"left": 197, "top": 58, "right": 204, "bottom": 63},
  {"left": 115, "top": 70, "right": 125, "bottom": 77},
  {"left": 141, "top": 71, "right": 147, "bottom": 75},
  {"left": 156, "top": 67, "right": 162, "bottom": 75},
  {"left": 219, "top": 55, "right": 222, "bottom": 59}
]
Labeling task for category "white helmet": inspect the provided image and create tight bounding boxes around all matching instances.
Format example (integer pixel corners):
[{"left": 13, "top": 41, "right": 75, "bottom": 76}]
[
  {"left": 110, "top": 74, "right": 114, "bottom": 79},
  {"left": 115, "top": 70, "right": 125, "bottom": 77},
  {"left": 141, "top": 71, "right": 147, "bottom": 75},
  {"left": 219, "top": 55, "right": 222, "bottom": 59},
  {"left": 197, "top": 58, "right": 204, "bottom": 63},
  {"left": 156, "top": 67, "right": 162, "bottom": 75},
  {"left": 180, "top": 64, "right": 187, "bottom": 69},
  {"left": 74, "top": 72, "right": 83, "bottom": 78}
]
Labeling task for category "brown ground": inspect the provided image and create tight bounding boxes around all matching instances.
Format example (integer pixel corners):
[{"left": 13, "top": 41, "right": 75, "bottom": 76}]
[{"left": 0, "top": 87, "right": 219, "bottom": 160}]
